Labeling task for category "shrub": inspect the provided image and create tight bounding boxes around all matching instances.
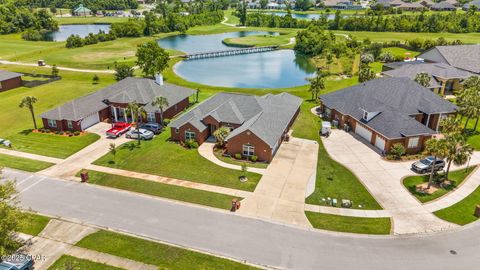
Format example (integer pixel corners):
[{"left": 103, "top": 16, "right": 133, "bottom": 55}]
[
  {"left": 73, "top": 131, "right": 80, "bottom": 136},
  {"left": 234, "top": 153, "right": 242, "bottom": 160},
  {"left": 389, "top": 143, "right": 406, "bottom": 160},
  {"left": 59, "top": 131, "right": 64, "bottom": 135},
  {"left": 163, "top": 119, "right": 171, "bottom": 126},
  {"left": 185, "top": 139, "right": 199, "bottom": 149},
  {"left": 44, "top": 129, "right": 51, "bottom": 133},
  {"left": 250, "top": 155, "right": 258, "bottom": 162}
]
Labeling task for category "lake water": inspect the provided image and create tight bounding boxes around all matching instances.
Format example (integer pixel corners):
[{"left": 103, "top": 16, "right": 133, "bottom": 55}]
[
  {"left": 174, "top": 49, "right": 316, "bottom": 88},
  {"left": 157, "top": 31, "right": 279, "bottom": 53},
  {"left": 46, "top": 24, "right": 111, "bottom": 41}
]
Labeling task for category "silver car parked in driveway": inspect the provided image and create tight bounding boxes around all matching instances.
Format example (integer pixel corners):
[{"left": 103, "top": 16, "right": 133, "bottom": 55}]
[
  {"left": 125, "top": 128, "right": 154, "bottom": 140},
  {"left": 411, "top": 156, "right": 445, "bottom": 174}
]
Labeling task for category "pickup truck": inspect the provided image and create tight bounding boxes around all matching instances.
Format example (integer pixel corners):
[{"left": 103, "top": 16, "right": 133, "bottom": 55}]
[
  {"left": 106, "top": 122, "right": 131, "bottom": 138},
  {"left": 0, "top": 254, "right": 34, "bottom": 270}
]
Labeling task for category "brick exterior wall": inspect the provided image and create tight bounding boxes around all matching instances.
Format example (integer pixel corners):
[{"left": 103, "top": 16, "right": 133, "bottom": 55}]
[
  {"left": 170, "top": 123, "right": 209, "bottom": 145},
  {"left": 162, "top": 97, "right": 190, "bottom": 120},
  {"left": 42, "top": 118, "right": 82, "bottom": 132},
  {"left": 226, "top": 130, "right": 273, "bottom": 162},
  {"left": 0, "top": 77, "right": 22, "bottom": 92}
]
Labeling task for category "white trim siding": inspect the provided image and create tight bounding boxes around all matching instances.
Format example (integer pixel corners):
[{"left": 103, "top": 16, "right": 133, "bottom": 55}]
[
  {"left": 48, "top": 119, "right": 57, "bottom": 128},
  {"left": 242, "top": 144, "right": 255, "bottom": 156},
  {"left": 185, "top": 131, "right": 195, "bottom": 141}
]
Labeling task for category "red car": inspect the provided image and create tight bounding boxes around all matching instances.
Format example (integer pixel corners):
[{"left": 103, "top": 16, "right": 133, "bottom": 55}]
[{"left": 106, "top": 122, "right": 131, "bottom": 138}]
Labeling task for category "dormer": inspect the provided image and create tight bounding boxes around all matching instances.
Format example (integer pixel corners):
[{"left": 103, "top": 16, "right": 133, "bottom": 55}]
[{"left": 361, "top": 109, "right": 380, "bottom": 122}]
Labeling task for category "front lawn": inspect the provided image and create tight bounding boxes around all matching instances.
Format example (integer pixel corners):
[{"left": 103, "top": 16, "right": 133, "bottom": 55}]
[
  {"left": 48, "top": 255, "right": 124, "bottom": 270},
  {"left": 305, "top": 212, "right": 391, "bottom": 235},
  {"left": 4, "top": 132, "right": 100, "bottom": 159},
  {"left": 214, "top": 148, "right": 268, "bottom": 169},
  {"left": 94, "top": 131, "right": 262, "bottom": 191},
  {"left": 434, "top": 186, "right": 480, "bottom": 225},
  {"left": 84, "top": 170, "right": 242, "bottom": 210},
  {"left": 76, "top": 230, "right": 258, "bottom": 270},
  {"left": 403, "top": 166, "right": 477, "bottom": 203},
  {"left": 0, "top": 153, "right": 53, "bottom": 172},
  {"left": 18, "top": 212, "right": 50, "bottom": 236},
  {"left": 461, "top": 117, "right": 480, "bottom": 151},
  {"left": 293, "top": 101, "right": 382, "bottom": 210}
]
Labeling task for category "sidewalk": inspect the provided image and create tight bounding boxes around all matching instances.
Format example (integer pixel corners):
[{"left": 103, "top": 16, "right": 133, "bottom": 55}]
[
  {"left": 0, "top": 148, "right": 62, "bottom": 164},
  {"left": 197, "top": 142, "right": 267, "bottom": 174},
  {"left": 0, "top": 60, "right": 114, "bottom": 74},
  {"left": 304, "top": 204, "right": 392, "bottom": 218}
]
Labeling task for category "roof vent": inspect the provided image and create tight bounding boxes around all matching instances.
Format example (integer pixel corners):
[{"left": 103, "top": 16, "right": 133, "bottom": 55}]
[{"left": 155, "top": 73, "right": 164, "bottom": 86}]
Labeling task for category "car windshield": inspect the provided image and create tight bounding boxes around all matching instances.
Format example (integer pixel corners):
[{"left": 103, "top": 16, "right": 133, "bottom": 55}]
[{"left": 420, "top": 159, "right": 432, "bottom": 165}]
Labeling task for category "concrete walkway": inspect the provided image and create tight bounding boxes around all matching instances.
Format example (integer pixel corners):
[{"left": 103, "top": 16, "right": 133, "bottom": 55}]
[
  {"left": 21, "top": 219, "right": 157, "bottom": 270},
  {"left": 239, "top": 137, "right": 319, "bottom": 227},
  {"left": 304, "top": 204, "right": 392, "bottom": 218},
  {"left": 197, "top": 142, "right": 267, "bottom": 174},
  {"left": 322, "top": 130, "right": 480, "bottom": 234},
  {"left": 40, "top": 123, "right": 129, "bottom": 178},
  {"left": 0, "top": 60, "right": 115, "bottom": 74},
  {"left": 86, "top": 164, "right": 252, "bottom": 198},
  {"left": 0, "top": 148, "right": 62, "bottom": 164}
]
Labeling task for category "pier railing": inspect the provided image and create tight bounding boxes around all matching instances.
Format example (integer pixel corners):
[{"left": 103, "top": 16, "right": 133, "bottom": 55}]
[{"left": 184, "top": 46, "right": 279, "bottom": 60}]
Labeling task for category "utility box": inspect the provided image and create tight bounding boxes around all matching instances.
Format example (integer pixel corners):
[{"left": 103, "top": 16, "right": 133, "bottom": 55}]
[
  {"left": 80, "top": 171, "right": 89, "bottom": 183},
  {"left": 475, "top": 205, "right": 480, "bottom": 218}
]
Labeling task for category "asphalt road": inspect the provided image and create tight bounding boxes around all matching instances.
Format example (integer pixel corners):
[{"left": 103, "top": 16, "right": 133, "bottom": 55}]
[{"left": 6, "top": 169, "right": 480, "bottom": 270}]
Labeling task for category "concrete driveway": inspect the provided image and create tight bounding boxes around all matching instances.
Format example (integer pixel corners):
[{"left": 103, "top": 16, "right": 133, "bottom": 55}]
[
  {"left": 40, "top": 123, "right": 130, "bottom": 179},
  {"left": 239, "top": 137, "right": 318, "bottom": 227},
  {"left": 322, "top": 130, "right": 480, "bottom": 235}
]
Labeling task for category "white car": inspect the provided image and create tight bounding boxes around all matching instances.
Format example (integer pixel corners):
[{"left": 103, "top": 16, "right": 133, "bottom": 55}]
[{"left": 125, "top": 128, "right": 154, "bottom": 140}]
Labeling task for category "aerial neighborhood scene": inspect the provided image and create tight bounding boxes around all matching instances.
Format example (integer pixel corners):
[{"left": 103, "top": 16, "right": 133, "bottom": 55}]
[{"left": 1, "top": 0, "right": 480, "bottom": 269}]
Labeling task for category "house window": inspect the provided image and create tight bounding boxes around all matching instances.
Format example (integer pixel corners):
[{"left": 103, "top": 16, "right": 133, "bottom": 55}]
[
  {"left": 242, "top": 144, "right": 255, "bottom": 156},
  {"left": 324, "top": 107, "right": 331, "bottom": 118},
  {"left": 175, "top": 128, "right": 179, "bottom": 134},
  {"left": 147, "top": 112, "right": 156, "bottom": 122},
  {"left": 48, "top": 119, "right": 57, "bottom": 128},
  {"left": 185, "top": 131, "right": 195, "bottom": 141},
  {"left": 408, "top": 137, "right": 419, "bottom": 148},
  {"left": 67, "top": 120, "right": 73, "bottom": 129}
]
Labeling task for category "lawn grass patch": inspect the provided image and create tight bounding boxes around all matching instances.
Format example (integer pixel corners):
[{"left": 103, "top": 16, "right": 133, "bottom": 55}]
[
  {"left": 76, "top": 230, "right": 258, "bottom": 269},
  {"left": 55, "top": 16, "right": 130, "bottom": 25},
  {"left": 222, "top": 33, "right": 293, "bottom": 47},
  {"left": 434, "top": 186, "right": 480, "bottom": 225},
  {"left": 293, "top": 100, "right": 382, "bottom": 210},
  {"left": 214, "top": 148, "right": 268, "bottom": 169},
  {"left": 305, "top": 211, "right": 391, "bottom": 235},
  {"left": 5, "top": 132, "right": 100, "bottom": 159},
  {"left": 84, "top": 170, "right": 242, "bottom": 210},
  {"left": 0, "top": 153, "right": 53, "bottom": 172},
  {"left": 19, "top": 212, "right": 50, "bottom": 236},
  {"left": 94, "top": 131, "right": 262, "bottom": 191},
  {"left": 403, "top": 166, "right": 477, "bottom": 203},
  {"left": 48, "top": 255, "right": 124, "bottom": 270}
]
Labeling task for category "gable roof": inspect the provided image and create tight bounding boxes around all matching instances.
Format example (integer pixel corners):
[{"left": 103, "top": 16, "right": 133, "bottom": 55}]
[
  {"left": 169, "top": 92, "right": 302, "bottom": 148},
  {"left": 320, "top": 78, "right": 457, "bottom": 138},
  {"left": 41, "top": 77, "right": 194, "bottom": 121},
  {"left": 431, "top": 1, "right": 456, "bottom": 9},
  {"left": 418, "top": 45, "right": 480, "bottom": 74},
  {"left": 382, "top": 62, "right": 472, "bottom": 88},
  {"left": 0, "top": 70, "right": 22, "bottom": 81},
  {"left": 464, "top": 0, "right": 480, "bottom": 8}
]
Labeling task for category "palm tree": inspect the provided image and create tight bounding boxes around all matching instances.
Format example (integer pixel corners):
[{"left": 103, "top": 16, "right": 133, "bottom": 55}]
[
  {"left": 308, "top": 72, "right": 325, "bottom": 101},
  {"left": 195, "top": 88, "right": 201, "bottom": 103},
  {"left": 414, "top": 72, "right": 430, "bottom": 88},
  {"left": 360, "top": 53, "right": 374, "bottom": 65},
  {"left": 444, "top": 136, "right": 473, "bottom": 180},
  {"left": 424, "top": 138, "right": 449, "bottom": 189},
  {"left": 151, "top": 96, "right": 169, "bottom": 126},
  {"left": 19, "top": 96, "right": 38, "bottom": 129},
  {"left": 126, "top": 102, "right": 140, "bottom": 123}
]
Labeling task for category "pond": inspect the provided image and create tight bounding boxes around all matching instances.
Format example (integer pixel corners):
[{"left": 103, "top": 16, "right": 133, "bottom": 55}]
[
  {"left": 45, "top": 24, "right": 111, "bottom": 42},
  {"left": 157, "top": 31, "right": 279, "bottom": 53},
  {"left": 174, "top": 49, "right": 316, "bottom": 88}
]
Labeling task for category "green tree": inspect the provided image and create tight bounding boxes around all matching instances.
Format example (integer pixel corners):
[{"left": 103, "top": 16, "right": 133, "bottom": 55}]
[
  {"left": 92, "top": 74, "right": 99, "bottom": 84},
  {"left": 195, "top": 88, "right": 201, "bottom": 103},
  {"left": 213, "top": 126, "right": 231, "bottom": 146},
  {"left": 423, "top": 138, "right": 449, "bottom": 189},
  {"left": 109, "top": 143, "right": 116, "bottom": 164},
  {"left": 414, "top": 72, "right": 430, "bottom": 88},
  {"left": 19, "top": 96, "right": 38, "bottom": 129},
  {"left": 360, "top": 53, "right": 374, "bottom": 65},
  {"left": 307, "top": 71, "right": 325, "bottom": 101},
  {"left": 260, "top": 0, "right": 268, "bottom": 9},
  {"left": 0, "top": 169, "right": 24, "bottom": 257},
  {"left": 114, "top": 63, "right": 134, "bottom": 81},
  {"left": 389, "top": 143, "right": 405, "bottom": 160},
  {"left": 51, "top": 64, "right": 59, "bottom": 77},
  {"left": 127, "top": 102, "right": 146, "bottom": 145},
  {"left": 151, "top": 96, "right": 169, "bottom": 126},
  {"left": 236, "top": 0, "right": 247, "bottom": 26},
  {"left": 136, "top": 41, "right": 170, "bottom": 78},
  {"left": 358, "top": 66, "right": 375, "bottom": 83}
]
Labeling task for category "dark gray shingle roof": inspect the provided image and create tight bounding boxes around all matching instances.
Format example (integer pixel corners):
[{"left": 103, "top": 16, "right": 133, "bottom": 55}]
[
  {"left": 419, "top": 45, "right": 480, "bottom": 74},
  {"left": 41, "top": 77, "right": 194, "bottom": 121},
  {"left": 431, "top": 1, "right": 456, "bottom": 9},
  {"left": 169, "top": 92, "right": 302, "bottom": 148},
  {"left": 0, "top": 70, "right": 22, "bottom": 81},
  {"left": 320, "top": 77, "right": 457, "bottom": 138}
]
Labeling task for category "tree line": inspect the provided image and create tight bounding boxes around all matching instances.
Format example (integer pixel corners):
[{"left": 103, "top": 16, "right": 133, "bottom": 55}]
[
  {"left": 0, "top": 3, "right": 58, "bottom": 35},
  {"left": 12, "top": 0, "right": 138, "bottom": 11},
  {"left": 243, "top": 9, "right": 480, "bottom": 33}
]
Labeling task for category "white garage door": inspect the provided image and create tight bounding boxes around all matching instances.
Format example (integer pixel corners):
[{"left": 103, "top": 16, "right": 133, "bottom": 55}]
[
  {"left": 81, "top": 112, "right": 100, "bottom": 130},
  {"left": 374, "top": 135, "right": 386, "bottom": 151},
  {"left": 355, "top": 123, "right": 372, "bottom": 142}
]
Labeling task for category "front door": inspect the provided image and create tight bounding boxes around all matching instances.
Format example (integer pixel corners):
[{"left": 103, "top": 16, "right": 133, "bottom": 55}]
[{"left": 210, "top": 124, "right": 217, "bottom": 134}]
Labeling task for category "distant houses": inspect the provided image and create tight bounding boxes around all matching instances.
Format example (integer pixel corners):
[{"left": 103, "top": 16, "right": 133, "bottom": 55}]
[
  {"left": 0, "top": 70, "right": 23, "bottom": 92},
  {"left": 73, "top": 4, "right": 91, "bottom": 16}
]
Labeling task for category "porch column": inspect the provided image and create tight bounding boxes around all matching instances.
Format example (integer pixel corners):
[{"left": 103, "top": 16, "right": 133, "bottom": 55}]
[
  {"left": 436, "top": 113, "right": 442, "bottom": 132},
  {"left": 113, "top": 107, "right": 118, "bottom": 122},
  {"left": 123, "top": 108, "right": 128, "bottom": 122},
  {"left": 426, "top": 114, "right": 431, "bottom": 129}
]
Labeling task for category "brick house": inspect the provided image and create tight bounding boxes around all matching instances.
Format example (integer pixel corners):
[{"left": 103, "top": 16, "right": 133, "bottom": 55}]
[
  {"left": 41, "top": 76, "right": 194, "bottom": 132},
  {"left": 169, "top": 92, "right": 302, "bottom": 162},
  {"left": 0, "top": 70, "right": 23, "bottom": 92},
  {"left": 320, "top": 78, "right": 457, "bottom": 154},
  {"left": 382, "top": 62, "right": 472, "bottom": 96}
]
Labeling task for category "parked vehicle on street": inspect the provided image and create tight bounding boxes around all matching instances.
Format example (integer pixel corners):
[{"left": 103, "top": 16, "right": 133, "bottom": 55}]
[
  {"left": 0, "top": 254, "right": 34, "bottom": 270},
  {"left": 106, "top": 122, "right": 131, "bottom": 138},
  {"left": 411, "top": 156, "right": 445, "bottom": 174},
  {"left": 140, "top": 122, "right": 162, "bottom": 134},
  {"left": 126, "top": 128, "right": 154, "bottom": 140}
]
